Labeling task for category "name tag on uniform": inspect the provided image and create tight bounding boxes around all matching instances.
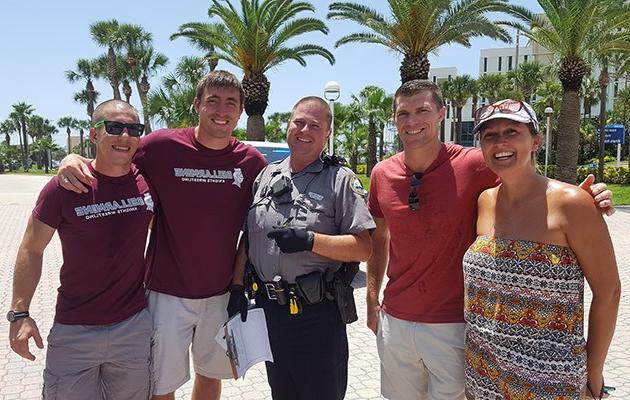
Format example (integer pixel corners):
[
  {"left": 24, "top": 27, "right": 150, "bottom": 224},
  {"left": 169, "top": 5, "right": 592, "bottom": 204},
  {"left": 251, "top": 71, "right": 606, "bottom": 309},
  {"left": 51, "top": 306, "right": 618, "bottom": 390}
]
[{"left": 308, "top": 192, "right": 323, "bottom": 201}]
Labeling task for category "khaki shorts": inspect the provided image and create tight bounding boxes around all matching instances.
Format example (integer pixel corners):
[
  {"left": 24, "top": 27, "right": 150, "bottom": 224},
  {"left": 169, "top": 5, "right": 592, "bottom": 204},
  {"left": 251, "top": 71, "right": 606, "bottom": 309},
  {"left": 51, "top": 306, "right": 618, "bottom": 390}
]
[
  {"left": 147, "top": 290, "right": 232, "bottom": 395},
  {"left": 43, "top": 308, "right": 152, "bottom": 400},
  {"left": 377, "top": 310, "right": 466, "bottom": 400}
]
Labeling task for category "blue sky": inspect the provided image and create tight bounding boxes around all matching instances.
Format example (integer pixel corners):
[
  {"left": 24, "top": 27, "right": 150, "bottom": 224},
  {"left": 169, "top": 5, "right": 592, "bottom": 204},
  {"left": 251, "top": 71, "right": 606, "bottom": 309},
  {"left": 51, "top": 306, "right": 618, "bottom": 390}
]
[{"left": 0, "top": 0, "right": 543, "bottom": 143}]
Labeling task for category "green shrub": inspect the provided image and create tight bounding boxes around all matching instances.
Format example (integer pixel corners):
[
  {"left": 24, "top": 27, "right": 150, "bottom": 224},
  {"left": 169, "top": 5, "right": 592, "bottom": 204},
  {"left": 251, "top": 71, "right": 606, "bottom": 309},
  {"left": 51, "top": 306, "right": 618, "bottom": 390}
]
[
  {"left": 576, "top": 166, "right": 630, "bottom": 184},
  {"left": 356, "top": 164, "right": 367, "bottom": 175}
]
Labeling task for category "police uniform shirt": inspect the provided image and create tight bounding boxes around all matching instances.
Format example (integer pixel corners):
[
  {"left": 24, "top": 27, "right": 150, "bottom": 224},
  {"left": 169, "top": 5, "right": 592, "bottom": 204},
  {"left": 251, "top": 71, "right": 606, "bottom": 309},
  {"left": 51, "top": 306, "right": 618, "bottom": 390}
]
[{"left": 247, "top": 156, "right": 375, "bottom": 283}]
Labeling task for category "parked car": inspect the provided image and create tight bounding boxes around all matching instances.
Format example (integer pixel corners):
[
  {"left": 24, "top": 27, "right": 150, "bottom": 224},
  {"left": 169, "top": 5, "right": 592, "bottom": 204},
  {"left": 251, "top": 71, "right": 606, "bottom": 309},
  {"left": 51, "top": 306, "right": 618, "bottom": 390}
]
[{"left": 243, "top": 141, "right": 290, "bottom": 163}]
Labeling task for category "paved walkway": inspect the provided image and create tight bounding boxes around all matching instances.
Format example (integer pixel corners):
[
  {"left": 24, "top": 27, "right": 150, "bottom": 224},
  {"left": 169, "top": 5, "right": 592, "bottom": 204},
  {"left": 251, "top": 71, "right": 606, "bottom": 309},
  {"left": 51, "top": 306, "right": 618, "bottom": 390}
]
[{"left": 0, "top": 174, "right": 628, "bottom": 399}]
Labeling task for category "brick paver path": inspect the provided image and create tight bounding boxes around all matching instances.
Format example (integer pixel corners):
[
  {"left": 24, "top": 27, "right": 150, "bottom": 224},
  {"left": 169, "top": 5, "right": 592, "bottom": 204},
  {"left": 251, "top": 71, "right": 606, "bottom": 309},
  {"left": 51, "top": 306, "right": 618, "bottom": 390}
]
[{"left": 1, "top": 174, "right": 628, "bottom": 399}]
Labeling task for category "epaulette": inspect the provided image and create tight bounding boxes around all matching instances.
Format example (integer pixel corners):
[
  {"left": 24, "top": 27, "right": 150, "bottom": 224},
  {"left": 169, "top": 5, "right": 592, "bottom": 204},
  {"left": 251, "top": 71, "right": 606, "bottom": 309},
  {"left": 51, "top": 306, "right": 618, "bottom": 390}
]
[{"left": 322, "top": 154, "right": 347, "bottom": 167}]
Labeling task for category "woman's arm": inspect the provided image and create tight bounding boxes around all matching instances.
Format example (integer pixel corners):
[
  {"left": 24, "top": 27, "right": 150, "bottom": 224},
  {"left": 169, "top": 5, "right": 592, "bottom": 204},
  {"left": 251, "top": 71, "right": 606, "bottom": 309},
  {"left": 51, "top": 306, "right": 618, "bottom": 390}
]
[{"left": 560, "top": 187, "right": 621, "bottom": 395}]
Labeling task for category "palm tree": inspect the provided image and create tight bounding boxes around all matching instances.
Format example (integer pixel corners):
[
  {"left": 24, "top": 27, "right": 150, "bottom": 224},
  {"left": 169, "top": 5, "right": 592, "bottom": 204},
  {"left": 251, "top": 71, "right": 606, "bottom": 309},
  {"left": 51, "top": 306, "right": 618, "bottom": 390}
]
[
  {"left": 74, "top": 89, "right": 101, "bottom": 120},
  {"left": 171, "top": 0, "right": 335, "bottom": 140},
  {"left": 265, "top": 112, "right": 291, "bottom": 143},
  {"left": 9, "top": 102, "right": 34, "bottom": 168},
  {"left": 148, "top": 57, "right": 210, "bottom": 129},
  {"left": 508, "top": 0, "right": 630, "bottom": 183},
  {"left": 441, "top": 75, "right": 475, "bottom": 144},
  {"left": 352, "top": 86, "right": 392, "bottom": 175},
  {"left": 335, "top": 102, "right": 368, "bottom": 172},
  {"left": 0, "top": 119, "right": 17, "bottom": 146},
  {"left": 579, "top": 75, "right": 599, "bottom": 121},
  {"left": 132, "top": 45, "right": 168, "bottom": 134},
  {"left": 328, "top": 0, "right": 513, "bottom": 83},
  {"left": 508, "top": 61, "right": 545, "bottom": 102},
  {"left": 93, "top": 54, "right": 130, "bottom": 102},
  {"left": 477, "top": 73, "right": 509, "bottom": 104},
  {"left": 90, "top": 19, "right": 125, "bottom": 100},
  {"left": 76, "top": 120, "right": 91, "bottom": 157},
  {"left": 29, "top": 136, "right": 61, "bottom": 173},
  {"left": 57, "top": 117, "right": 80, "bottom": 154},
  {"left": 66, "top": 59, "right": 99, "bottom": 120}
]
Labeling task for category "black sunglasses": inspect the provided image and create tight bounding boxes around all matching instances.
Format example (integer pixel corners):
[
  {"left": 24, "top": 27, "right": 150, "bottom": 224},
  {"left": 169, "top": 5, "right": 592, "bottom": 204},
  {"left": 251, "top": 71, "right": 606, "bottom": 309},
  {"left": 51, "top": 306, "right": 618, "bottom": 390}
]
[
  {"left": 408, "top": 173, "right": 423, "bottom": 211},
  {"left": 94, "top": 120, "right": 145, "bottom": 137}
]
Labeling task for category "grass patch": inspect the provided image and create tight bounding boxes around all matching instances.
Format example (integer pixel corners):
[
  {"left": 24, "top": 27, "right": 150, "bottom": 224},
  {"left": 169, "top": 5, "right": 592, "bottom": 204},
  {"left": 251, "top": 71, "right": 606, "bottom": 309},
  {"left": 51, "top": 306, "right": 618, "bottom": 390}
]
[
  {"left": 6, "top": 168, "right": 58, "bottom": 175},
  {"left": 357, "top": 174, "right": 370, "bottom": 190},
  {"left": 610, "top": 184, "right": 630, "bottom": 206}
]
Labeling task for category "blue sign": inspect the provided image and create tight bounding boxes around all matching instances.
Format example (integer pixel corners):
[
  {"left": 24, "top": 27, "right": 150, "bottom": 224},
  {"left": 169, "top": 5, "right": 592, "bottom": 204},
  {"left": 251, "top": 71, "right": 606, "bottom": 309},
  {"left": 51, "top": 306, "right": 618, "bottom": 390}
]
[{"left": 604, "top": 124, "right": 625, "bottom": 144}]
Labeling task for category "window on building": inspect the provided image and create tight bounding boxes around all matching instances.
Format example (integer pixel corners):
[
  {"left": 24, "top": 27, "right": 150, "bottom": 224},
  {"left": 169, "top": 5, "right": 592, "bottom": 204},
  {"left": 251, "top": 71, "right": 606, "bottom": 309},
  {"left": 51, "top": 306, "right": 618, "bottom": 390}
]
[
  {"left": 483, "top": 57, "right": 488, "bottom": 72},
  {"left": 524, "top": 55, "right": 529, "bottom": 63},
  {"left": 508, "top": 56, "right": 513, "bottom": 70},
  {"left": 460, "top": 121, "right": 476, "bottom": 147},
  {"left": 498, "top": 56, "right": 502, "bottom": 71},
  {"left": 432, "top": 76, "right": 436, "bottom": 83}
]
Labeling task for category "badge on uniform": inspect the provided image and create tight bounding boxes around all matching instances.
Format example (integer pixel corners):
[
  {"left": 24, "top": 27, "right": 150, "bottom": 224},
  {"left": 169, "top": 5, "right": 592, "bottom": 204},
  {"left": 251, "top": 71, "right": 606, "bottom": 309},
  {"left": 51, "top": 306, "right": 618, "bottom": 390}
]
[
  {"left": 349, "top": 176, "right": 367, "bottom": 196},
  {"left": 308, "top": 192, "right": 323, "bottom": 201}
]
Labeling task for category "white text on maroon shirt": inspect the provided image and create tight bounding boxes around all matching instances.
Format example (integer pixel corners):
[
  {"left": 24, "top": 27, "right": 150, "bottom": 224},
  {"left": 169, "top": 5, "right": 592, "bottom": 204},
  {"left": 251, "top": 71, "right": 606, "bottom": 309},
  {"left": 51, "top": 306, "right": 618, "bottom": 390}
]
[{"left": 74, "top": 195, "right": 153, "bottom": 219}]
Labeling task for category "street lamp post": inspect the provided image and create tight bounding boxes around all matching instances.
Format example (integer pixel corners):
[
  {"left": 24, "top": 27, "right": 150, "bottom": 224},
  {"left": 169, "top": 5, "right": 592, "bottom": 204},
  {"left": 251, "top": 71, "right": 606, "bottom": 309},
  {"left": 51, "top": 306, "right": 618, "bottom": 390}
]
[
  {"left": 544, "top": 107, "right": 553, "bottom": 177},
  {"left": 324, "top": 81, "right": 340, "bottom": 156}
]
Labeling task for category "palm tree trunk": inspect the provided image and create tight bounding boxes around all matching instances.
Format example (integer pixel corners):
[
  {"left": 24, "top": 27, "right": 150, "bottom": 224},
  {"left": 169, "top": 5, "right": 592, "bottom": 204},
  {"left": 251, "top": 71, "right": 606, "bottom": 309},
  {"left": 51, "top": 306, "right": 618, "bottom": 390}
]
[
  {"left": 108, "top": 47, "right": 122, "bottom": 100},
  {"left": 87, "top": 81, "right": 96, "bottom": 118},
  {"left": 20, "top": 120, "right": 29, "bottom": 168},
  {"left": 378, "top": 123, "right": 384, "bottom": 161},
  {"left": 367, "top": 118, "right": 377, "bottom": 176},
  {"left": 350, "top": 152, "right": 358, "bottom": 173},
  {"left": 79, "top": 129, "right": 85, "bottom": 157},
  {"left": 247, "top": 115, "right": 266, "bottom": 141},
  {"left": 138, "top": 76, "right": 153, "bottom": 134},
  {"left": 597, "top": 63, "right": 609, "bottom": 182},
  {"left": 556, "top": 89, "right": 581, "bottom": 183}
]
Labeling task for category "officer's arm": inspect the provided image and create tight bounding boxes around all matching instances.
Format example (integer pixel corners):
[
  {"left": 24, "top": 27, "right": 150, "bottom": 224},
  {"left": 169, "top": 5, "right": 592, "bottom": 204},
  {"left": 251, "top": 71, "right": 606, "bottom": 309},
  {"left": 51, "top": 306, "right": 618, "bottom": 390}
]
[
  {"left": 10, "top": 216, "right": 55, "bottom": 360},
  {"left": 311, "top": 230, "right": 371, "bottom": 262},
  {"left": 366, "top": 217, "right": 389, "bottom": 334},
  {"left": 232, "top": 236, "right": 248, "bottom": 286}
]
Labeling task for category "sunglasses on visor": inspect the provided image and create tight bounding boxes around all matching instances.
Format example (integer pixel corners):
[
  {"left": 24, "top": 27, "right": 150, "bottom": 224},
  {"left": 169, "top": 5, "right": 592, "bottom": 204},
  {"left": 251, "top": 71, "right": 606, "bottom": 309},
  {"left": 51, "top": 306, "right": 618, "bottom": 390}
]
[
  {"left": 93, "top": 120, "right": 145, "bottom": 137},
  {"left": 474, "top": 100, "right": 538, "bottom": 131}
]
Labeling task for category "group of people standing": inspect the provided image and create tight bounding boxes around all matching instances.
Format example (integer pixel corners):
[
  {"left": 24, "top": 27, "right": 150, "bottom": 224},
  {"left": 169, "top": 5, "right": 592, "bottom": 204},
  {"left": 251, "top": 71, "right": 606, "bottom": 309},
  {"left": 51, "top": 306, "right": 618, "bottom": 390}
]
[{"left": 8, "top": 70, "right": 620, "bottom": 400}]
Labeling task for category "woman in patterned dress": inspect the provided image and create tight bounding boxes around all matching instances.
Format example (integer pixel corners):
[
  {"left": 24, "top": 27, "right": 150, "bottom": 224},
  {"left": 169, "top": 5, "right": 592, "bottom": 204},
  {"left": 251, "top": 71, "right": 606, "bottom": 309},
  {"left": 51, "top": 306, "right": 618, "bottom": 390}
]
[{"left": 463, "top": 99, "right": 620, "bottom": 400}]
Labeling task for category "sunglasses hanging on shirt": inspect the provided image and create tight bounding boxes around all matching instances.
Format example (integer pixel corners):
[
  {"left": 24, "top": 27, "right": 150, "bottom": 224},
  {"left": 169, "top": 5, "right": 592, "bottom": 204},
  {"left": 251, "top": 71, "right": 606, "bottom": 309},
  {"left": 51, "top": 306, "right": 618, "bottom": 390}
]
[{"left": 408, "top": 173, "right": 423, "bottom": 211}]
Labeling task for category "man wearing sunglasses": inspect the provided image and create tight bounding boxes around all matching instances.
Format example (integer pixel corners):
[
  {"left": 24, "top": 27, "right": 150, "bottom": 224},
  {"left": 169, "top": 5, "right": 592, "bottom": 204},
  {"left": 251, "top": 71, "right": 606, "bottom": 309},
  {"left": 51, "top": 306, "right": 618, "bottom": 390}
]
[
  {"left": 9, "top": 100, "right": 155, "bottom": 399},
  {"left": 366, "top": 81, "right": 615, "bottom": 400},
  {"left": 56, "top": 70, "right": 267, "bottom": 400}
]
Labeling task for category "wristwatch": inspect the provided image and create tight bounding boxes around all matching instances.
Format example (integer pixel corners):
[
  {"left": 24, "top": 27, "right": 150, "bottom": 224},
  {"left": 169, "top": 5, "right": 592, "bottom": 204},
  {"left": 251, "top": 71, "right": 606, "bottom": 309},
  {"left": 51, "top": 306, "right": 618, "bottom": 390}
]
[{"left": 6, "top": 310, "right": 29, "bottom": 322}]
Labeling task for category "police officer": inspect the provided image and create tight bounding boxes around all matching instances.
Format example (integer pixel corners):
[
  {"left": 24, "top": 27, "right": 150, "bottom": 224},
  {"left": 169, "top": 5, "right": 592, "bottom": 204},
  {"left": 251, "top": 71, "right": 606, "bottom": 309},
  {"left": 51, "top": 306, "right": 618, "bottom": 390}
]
[{"left": 228, "top": 96, "right": 375, "bottom": 400}]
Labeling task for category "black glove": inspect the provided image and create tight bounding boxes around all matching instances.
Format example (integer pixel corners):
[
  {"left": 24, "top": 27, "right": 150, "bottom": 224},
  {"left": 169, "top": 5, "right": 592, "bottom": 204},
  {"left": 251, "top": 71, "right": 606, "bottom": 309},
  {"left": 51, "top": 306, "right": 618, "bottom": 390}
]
[
  {"left": 226, "top": 284, "right": 248, "bottom": 322},
  {"left": 267, "top": 228, "right": 315, "bottom": 253}
]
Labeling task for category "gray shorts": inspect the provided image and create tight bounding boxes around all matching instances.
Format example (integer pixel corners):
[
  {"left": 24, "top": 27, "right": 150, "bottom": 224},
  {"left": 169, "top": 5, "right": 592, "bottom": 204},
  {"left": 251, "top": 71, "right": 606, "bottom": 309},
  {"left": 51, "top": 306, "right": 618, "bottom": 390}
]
[{"left": 42, "top": 308, "right": 152, "bottom": 400}]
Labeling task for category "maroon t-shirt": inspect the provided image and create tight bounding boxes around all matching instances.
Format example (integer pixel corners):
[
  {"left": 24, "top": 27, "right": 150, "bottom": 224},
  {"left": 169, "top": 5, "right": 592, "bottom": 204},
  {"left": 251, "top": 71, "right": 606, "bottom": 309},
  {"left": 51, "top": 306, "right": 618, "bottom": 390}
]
[
  {"left": 33, "top": 165, "right": 155, "bottom": 325},
  {"left": 134, "top": 128, "right": 267, "bottom": 298},
  {"left": 368, "top": 144, "right": 499, "bottom": 323}
]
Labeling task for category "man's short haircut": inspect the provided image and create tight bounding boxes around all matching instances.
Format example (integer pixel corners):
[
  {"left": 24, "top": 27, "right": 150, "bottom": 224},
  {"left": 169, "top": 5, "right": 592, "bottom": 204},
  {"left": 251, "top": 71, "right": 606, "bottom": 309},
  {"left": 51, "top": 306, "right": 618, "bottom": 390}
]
[
  {"left": 291, "top": 96, "right": 332, "bottom": 129},
  {"left": 394, "top": 80, "right": 445, "bottom": 112},
  {"left": 92, "top": 100, "right": 139, "bottom": 124},
  {"left": 195, "top": 70, "right": 245, "bottom": 107}
]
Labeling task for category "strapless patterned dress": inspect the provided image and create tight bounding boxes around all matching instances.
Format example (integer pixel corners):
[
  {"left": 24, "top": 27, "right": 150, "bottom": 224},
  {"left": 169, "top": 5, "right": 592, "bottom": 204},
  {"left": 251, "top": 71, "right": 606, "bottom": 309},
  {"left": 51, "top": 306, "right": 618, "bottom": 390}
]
[{"left": 463, "top": 235, "right": 587, "bottom": 400}]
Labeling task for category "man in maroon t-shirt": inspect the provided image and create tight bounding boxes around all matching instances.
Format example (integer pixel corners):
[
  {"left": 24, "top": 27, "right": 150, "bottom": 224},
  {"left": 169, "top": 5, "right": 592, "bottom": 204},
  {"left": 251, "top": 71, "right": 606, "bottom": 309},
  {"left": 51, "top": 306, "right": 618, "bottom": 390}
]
[
  {"left": 366, "top": 80, "right": 614, "bottom": 400},
  {"left": 9, "top": 100, "right": 155, "bottom": 400},
  {"left": 57, "top": 71, "right": 267, "bottom": 400}
]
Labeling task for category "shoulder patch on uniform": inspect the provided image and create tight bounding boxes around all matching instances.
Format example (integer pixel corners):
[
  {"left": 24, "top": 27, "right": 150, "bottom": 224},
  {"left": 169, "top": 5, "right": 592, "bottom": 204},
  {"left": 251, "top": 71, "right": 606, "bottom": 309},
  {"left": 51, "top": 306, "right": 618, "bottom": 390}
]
[{"left": 349, "top": 176, "right": 367, "bottom": 196}]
